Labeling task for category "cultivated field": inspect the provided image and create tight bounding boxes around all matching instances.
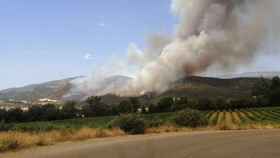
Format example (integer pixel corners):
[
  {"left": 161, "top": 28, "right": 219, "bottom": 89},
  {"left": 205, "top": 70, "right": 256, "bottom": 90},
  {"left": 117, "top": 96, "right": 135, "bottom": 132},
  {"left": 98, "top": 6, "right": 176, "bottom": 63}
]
[
  {"left": 205, "top": 107, "right": 280, "bottom": 125},
  {"left": 8, "top": 107, "right": 280, "bottom": 133},
  {"left": 2, "top": 107, "right": 280, "bottom": 152}
]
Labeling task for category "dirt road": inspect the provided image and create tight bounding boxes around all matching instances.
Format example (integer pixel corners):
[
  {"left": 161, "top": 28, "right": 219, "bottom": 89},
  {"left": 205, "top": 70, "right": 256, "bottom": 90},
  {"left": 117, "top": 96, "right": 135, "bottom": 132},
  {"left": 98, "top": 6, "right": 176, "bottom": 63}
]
[{"left": 2, "top": 130, "right": 280, "bottom": 158}]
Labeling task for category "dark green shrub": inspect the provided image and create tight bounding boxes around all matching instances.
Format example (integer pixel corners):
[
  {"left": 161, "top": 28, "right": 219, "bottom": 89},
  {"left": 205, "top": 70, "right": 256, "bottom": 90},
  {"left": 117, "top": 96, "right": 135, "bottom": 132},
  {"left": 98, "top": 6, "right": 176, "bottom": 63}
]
[
  {"left": 109, "top": 114, "right": 145, "bottom": 134},
  {"left": 174, "top": 109, "right": 207, "bottom": 127},
  {"left": 12, "top": 123, "right": 65, "bottom": 132},
  {"left": 0, "top": 121, "right": 13, "bottom": 132},
  {"left": 156, "top": 97, "right": 174, "bottom": 112}
]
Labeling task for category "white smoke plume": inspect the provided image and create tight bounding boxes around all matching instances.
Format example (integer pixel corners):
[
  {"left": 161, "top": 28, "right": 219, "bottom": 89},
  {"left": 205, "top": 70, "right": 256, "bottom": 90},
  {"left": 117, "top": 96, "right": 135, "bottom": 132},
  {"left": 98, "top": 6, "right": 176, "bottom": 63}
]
[{"left": 72, "top": 0, "right": 280, "bottom": 97}]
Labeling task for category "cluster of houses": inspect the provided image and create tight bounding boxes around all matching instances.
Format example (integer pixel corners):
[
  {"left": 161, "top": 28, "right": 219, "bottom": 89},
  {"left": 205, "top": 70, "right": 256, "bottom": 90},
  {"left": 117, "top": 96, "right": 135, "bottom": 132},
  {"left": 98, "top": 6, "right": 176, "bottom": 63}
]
[{"left": 0, "top": 98, "right": 59, "bottom": 112}]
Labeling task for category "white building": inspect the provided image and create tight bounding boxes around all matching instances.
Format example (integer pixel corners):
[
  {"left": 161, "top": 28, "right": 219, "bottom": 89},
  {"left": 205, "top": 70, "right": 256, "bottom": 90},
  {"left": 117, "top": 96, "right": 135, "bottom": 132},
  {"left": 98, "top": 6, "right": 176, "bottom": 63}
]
[
  {"left": 39, "top": 98, "right": 58, "bottom": 103},
  {"left": 21, "top": 107, "right": 30, "bottom": 112},
  {"left": 38, "top": 98, "right": 59, "bottom": 105}
]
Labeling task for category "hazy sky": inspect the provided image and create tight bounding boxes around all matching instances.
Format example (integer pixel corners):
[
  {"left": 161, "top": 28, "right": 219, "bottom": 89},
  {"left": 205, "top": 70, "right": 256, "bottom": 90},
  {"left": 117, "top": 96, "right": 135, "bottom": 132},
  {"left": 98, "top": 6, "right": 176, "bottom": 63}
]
[{"left": 0, "top": 0, "right": 279, "bottom": 89}]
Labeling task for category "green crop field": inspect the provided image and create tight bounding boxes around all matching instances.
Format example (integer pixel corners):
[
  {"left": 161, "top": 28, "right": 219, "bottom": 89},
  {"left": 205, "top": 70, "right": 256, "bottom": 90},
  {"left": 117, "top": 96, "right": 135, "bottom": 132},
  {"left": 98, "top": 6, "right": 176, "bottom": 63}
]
[
  {"left": 205, "top": 107, "right": 280, "bottom": 125},
  {"left": 10, "top": 107, "right": 280, "bottom": 132}
]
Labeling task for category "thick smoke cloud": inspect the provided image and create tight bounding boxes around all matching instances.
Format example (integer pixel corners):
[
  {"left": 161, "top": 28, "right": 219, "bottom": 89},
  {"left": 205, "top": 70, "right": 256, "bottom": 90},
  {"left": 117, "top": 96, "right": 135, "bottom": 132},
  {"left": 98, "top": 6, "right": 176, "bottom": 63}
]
[{"left": 72, "top": 0, "right": 280, "bottom": 97}]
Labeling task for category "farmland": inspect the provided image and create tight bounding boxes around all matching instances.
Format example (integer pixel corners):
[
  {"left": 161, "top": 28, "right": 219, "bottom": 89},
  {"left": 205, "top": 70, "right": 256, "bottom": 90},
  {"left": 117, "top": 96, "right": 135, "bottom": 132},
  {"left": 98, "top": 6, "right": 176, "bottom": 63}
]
[
  {"left": 206, "top": 107, "right": 280, "bottom": 125},
  {"left": 1, "top": 107, "right": 280, "bottom": 152},
  {"left": 8, "top": 107, "right": 280, "bottom": 132}
]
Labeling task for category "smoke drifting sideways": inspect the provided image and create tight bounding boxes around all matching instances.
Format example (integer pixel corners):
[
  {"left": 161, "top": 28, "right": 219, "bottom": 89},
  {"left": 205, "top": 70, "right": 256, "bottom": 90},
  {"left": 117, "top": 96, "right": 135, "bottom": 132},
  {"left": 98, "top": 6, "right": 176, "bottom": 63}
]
[{"left": 71, "top": 0, "right": 280, "bottom": 98}]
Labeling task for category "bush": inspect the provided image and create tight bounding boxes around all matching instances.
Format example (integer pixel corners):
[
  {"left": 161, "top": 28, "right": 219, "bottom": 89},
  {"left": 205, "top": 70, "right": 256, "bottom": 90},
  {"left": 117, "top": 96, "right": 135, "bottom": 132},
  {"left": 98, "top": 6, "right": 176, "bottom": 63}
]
[
  {"left": 109, "top": 114, "right": 145, "bottom": 134},
  {"left": 174, "top": 109, "right": 207, "bottom": 128},
  {"left": 0, "top": 121, "right": 13, "bottom": 132},
  {"left": 12, "top": 123, "right": 66, "bottom": 132},
  {"left": 156, "top": 97, "right": 174, "bottom": 112}
]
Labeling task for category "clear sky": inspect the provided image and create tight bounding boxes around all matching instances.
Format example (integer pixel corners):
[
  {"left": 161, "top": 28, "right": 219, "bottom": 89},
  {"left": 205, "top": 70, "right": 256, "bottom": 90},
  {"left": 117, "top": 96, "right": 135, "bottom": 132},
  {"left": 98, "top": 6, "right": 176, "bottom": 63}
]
[{"left": 0, "top": 0, "right": 279, "bottom": 90}]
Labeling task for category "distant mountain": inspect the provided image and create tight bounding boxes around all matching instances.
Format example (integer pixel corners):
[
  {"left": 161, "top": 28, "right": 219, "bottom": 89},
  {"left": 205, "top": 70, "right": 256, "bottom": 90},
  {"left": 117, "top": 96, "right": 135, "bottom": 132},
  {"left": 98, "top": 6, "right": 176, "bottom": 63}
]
[
  {"left": 99, "top": 76, "right": 266, "bottom": 105},
  {"left": 221, "top": 71, "right": 280, "bottom": 79},
  {"left": 0, "top": 73, "right": 273, "bottom": 103},
  {"left": 0, "top": 77, "right": 82, "bottom": 102},
  {"left": 0, "top": 75, "right": 132, "bottom": 102}
]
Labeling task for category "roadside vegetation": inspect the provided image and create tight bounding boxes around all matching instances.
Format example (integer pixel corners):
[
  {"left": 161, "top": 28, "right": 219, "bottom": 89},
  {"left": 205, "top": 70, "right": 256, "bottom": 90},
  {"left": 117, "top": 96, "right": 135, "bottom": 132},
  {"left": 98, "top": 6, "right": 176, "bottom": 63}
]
[
  {"left": 2, "top": 107, "right": 280, "bottom": 152},
  {"left": 0, "top": 128, "right": 124, "bottom": 152},
  {"left": 1, "top": 76, "right": 280, "bottom": 152}
]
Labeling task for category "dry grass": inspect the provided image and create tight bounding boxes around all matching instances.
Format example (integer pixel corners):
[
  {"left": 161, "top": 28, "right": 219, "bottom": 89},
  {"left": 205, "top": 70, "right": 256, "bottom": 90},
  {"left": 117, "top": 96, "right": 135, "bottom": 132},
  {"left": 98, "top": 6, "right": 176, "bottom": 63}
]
[
  {"left": 0, "top": 128, "right": 125, "bottom": 153},
  {"left": 215, "top": 123, "right": 241, "bottom": 130},
  {"left": 145, "top": 125, "right": 185, "bottom": 134},
  {"left": 240, "top": 123, "right": 280, "bottom": 130},
  {"left": 1, "top": 122, "right": 280, "bottom": 153},
  {"left": 145, "top": 125, "right": 216, "bottom": 134},
  {"left": 215, "top": 122, "right": 280, "bottom": 131},
  {"left": 146, "top": 122, "right": 280, "bottom": 135}
]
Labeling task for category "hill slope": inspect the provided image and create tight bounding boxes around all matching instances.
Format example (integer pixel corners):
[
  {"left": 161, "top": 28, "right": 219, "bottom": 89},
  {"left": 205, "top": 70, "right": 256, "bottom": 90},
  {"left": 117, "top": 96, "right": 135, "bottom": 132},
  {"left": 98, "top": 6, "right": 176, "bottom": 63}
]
[
  {"left": 0, "top": 75, "right": 268, "bottom": 102},
  {"left": 0, "top": 77, "right": 80, "bottom": 101},
  {"left": 159, "top": 76, "right": 260, "bottom": 99}
]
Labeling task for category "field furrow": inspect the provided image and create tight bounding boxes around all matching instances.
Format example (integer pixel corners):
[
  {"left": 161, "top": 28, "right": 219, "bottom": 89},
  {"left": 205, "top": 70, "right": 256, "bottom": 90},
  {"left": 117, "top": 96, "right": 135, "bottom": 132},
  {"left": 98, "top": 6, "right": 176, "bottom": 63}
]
[
  {"left": 241, "top": 111, "right": 258, "bottom": 122},
  {"left": 225, "top": 112, "right": 233, "bottom": 125},
  {"left": 209, "top": 112, "right": 219, "bottom": 125},
  {"left": 217, "top": 112, "right": 225, "bottom": 124},
  {"left": 231, "top": 111, "right": 241, "bottom": 124},
  {"left": 255, "top": 110, "right": 280, "bottom": 121}
]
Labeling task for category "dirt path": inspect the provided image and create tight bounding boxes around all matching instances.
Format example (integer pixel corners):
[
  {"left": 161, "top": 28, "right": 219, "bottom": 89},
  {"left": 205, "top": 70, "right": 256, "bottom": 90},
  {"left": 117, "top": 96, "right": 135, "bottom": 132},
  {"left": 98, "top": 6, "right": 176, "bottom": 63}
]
[{"left": 2, "top": 129, "right": 280, "bottom": 158}]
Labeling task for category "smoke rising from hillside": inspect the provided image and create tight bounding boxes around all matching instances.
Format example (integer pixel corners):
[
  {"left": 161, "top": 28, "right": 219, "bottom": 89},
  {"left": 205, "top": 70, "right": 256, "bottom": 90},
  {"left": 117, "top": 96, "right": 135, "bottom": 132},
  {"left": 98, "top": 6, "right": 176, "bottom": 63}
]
[{"left": 73, "top": 0, "right": 280, "bottom": 97}]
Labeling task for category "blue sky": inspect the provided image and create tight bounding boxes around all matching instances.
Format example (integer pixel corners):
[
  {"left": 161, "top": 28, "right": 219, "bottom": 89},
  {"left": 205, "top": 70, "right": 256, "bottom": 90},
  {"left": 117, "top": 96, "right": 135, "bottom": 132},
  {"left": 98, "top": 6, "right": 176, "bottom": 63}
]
[
  {"left": 0, "top": 0, "right": 174, "bottom": 89},
  {"left": 0, "top": 0, "right": 279, "bottom": 90}
]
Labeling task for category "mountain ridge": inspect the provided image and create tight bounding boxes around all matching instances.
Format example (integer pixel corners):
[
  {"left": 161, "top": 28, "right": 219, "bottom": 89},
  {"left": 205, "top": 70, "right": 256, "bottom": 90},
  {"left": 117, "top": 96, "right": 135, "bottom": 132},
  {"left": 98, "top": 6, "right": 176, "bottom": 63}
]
[
  {"left": 0, "top": 71, "right": 279, "bottom": 102},
  {"left": 0, "top": 76, "right": 83, "bottom": 101}
]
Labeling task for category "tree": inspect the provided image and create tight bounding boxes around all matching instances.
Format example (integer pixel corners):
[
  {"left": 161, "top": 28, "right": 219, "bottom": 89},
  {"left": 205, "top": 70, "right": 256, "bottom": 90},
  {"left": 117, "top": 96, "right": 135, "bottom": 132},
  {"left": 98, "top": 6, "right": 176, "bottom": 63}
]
[
  {"left": 252, "top": 77, "right": 270, "bottom": 97},
  {"left": 172, "top": 97, "right": 189, "bottom": 111},
  {"left": 62, "top": 101, "right": 79, "bottom": 119},
  {"left": 86, "top": 96, "right": 102, "bottom": 105},
  {"left": 156, "top": 97, "right": 174, "bottom": 112},
  {"left": 82, "top": 96, "right": 112, "bottom": 117},
  {"left": 26, "top": 106, "right": 45, "bottom": 121},
  {"left": 271, "top": 76, "right": 280, "bottom": 90},
  {"left": 41, "top": 104, "right": 60, "bottom": 121},
  {"left": 6, "top": 108, "right": 24, "bottom": 123},
  {"left": 269, "top": 77, "right": 280, "bottom": 105},
  {"left": 116, "top": 100, "right": 134, "bottom": 114},
  {"left": 251, "top": 77, "right": 279, "bottom": 107},
  {"left": 0, "top": 109, "right": 6, "bottom": 122},
  {"left": 197, "top": 98, "right": 212, "bottom": 110},
  {"left": 129, "top": 97, "right": 141, "bottom": 112},
  {"left": 214, "top": 98, "right": 228, "bottom": 110}
]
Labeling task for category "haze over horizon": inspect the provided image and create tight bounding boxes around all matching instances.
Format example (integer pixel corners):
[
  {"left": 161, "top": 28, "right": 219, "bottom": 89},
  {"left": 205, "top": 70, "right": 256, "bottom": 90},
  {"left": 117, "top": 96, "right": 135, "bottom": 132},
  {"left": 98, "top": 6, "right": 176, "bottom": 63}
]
[{"left": 1, "top": 0, "right": 280, "bottom": 90}]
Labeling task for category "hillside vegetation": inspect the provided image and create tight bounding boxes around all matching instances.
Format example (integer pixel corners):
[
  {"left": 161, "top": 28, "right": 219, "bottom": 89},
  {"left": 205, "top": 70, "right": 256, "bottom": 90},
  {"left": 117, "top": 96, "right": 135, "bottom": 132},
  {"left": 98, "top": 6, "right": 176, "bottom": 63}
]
[
  {"left": 0, "top": 77, "right": 79, "bottom": 101},
  {"left": 0, "top": 76, "right": 266, "bottom": 103}
]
